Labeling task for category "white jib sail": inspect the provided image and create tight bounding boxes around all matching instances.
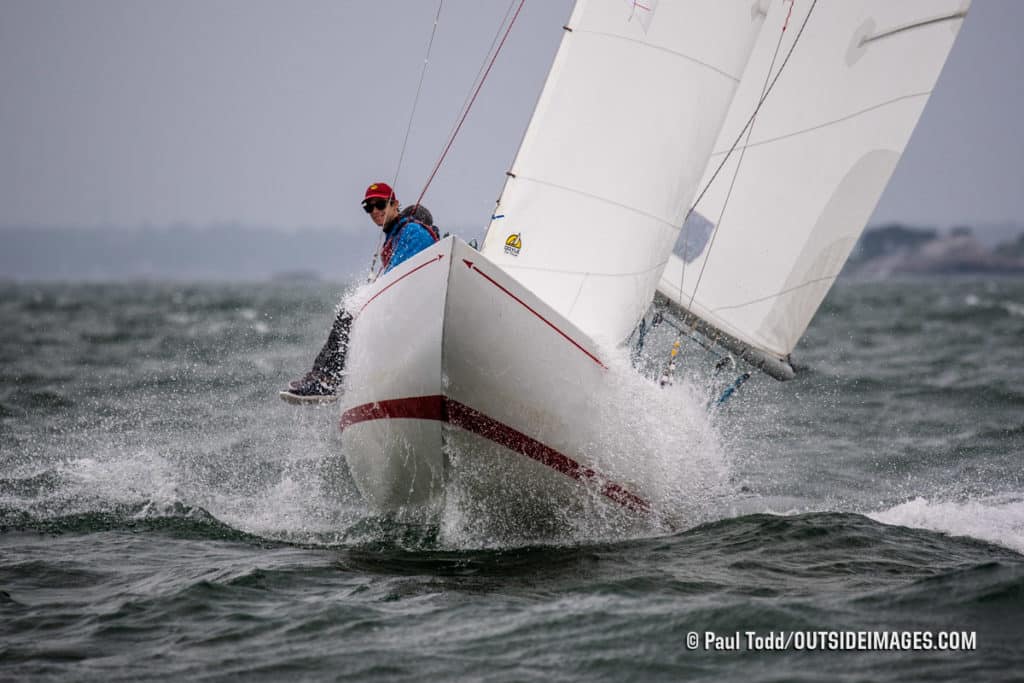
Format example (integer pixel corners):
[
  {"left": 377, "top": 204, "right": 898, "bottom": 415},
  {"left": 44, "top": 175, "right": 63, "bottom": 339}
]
[
  {"left": 480, "top": 1, "right": 768, "bottom": 346},
  {"left": 658, "top": 0, "right": 970, "bottom": 372}
]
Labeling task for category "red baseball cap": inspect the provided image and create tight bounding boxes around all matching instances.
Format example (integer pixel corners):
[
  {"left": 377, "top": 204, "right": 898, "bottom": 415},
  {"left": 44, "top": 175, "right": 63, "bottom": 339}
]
[{"left": 363, "top": 182, "right": 396, "bottom": 202}]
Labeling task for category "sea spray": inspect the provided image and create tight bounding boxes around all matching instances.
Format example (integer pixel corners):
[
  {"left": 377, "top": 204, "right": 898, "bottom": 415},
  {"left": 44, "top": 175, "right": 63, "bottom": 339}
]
[
  {"left": 585, "top": 345, "right": 731, "bottom": 530},
  {"left": 871, "top": 494, "right": 1024, "bottom": 555},
  {"left": 432, "top": 343, "right": 734, "bottom": 547}
]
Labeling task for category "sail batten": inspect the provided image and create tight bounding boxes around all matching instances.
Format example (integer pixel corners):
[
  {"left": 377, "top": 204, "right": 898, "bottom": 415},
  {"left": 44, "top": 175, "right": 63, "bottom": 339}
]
[
  {"left": 570, "top": 30, "right": 744, "bottom": 82},
  {"left": 706, "top": 90, "right": 933, "bottom": 157},
  {"left": 862, "top": 11, "right": 969, "bottom": 45}
]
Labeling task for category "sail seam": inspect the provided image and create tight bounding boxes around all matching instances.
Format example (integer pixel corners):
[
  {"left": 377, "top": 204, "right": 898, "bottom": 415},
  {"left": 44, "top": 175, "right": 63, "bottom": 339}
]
[
  {"left": 683, "top": 0, "right": 819, "bottom": 313},
  {"left": 509, "top": 175, "right": 680, "bottom": 234},
  {"left": 678, "top": 0, "right": 792, "bottom": 322},
  {"left": 500, "top": 260, "right": 667, "bottom": 279},
  {"left": 571, "top": 29, "right": 741, "bottom": 83},
  {"left": 566, "top": 273, "right": 588, "bottom": 320},
  {"left": 704, "top": 273, "right": 839, "bottom": 315},
  {"left": 707, "top": 90, "right": 933, "bottom": 156}
]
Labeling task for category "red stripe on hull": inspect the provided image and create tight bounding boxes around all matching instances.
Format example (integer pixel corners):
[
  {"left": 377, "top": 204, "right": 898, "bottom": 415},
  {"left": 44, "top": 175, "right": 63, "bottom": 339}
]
[
  {"left": 461, "top": 259, "right": 606, "bottom": 369},
  {"left": 339, "top": 395, "right": 446, "bottom": 428},
  {"left": 339, "top": 395, "right": 650, "bottom": 514},
  {"left": 358, "top": 253, "right": 445, "bottom": 314}
]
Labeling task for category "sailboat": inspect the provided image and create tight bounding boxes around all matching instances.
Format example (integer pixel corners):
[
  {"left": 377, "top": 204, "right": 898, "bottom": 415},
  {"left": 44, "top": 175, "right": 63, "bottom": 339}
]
[{"left": 335, "top": 0, "right": 969, "bottom": 529}]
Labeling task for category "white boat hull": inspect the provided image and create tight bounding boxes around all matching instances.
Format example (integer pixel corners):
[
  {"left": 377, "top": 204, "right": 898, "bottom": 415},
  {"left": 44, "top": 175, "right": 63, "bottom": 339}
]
[{"left": 338, "top": 237, "right": 656, "bottom": 532}]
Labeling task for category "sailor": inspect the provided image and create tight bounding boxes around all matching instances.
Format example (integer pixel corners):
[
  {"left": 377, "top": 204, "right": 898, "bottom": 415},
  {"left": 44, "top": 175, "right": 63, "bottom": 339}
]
[{"left": 280, "top": 182, "right": 439, "bottom": 403}]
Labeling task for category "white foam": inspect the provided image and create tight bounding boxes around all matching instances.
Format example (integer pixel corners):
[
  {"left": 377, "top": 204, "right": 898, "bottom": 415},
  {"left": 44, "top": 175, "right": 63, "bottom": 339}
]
[
  {"left": 1002, "top": 300, "right": 1024, "bottom": 317},
  {"left": 428, "top": 343, "right": 731, "bottom": 547},
  {"left": 960, "top": 292, "right": 1024, "bottom": 318},
  {"left": 870, "top": 494, "right": 1024, "bottom": 555},
  {"left": 67, "top": 450, "right": 180, "bottom": 505},
  {"left": 579, "top": 345, "right": 731, "bottom": 531}
]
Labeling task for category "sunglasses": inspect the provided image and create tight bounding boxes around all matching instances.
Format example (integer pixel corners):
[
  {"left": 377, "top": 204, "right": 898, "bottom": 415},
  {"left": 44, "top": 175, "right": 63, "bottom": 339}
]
[{"left": 362, "top": 198, "right": 389, "bottom": 213}]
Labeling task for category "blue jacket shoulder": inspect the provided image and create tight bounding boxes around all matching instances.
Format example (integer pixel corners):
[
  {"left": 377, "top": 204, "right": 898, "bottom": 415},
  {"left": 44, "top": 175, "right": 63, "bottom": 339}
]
[{"left": 384, "top": 219, "right": 438, "bottom": 273}]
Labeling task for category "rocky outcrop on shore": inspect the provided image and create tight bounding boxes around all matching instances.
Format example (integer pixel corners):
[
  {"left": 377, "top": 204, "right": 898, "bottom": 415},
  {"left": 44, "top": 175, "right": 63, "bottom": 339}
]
[{"left": 844, "top": 225, "right": 1024, "bottom": 277}]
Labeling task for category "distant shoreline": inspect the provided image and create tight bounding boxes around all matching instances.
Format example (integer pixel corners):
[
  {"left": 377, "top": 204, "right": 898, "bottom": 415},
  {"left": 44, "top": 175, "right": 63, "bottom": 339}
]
[
  {"left": 1, "top": 222, "right": 1022, "bottom": 282},
  {"left": 842, "top": 224, "right": 1024, "bottom": 278}
]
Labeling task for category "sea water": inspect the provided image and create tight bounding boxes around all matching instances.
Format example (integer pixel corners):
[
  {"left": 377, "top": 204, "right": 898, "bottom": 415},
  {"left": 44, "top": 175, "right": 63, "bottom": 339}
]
[{"left": 1, "top": 278, "right": 1022, "bottom": 681}]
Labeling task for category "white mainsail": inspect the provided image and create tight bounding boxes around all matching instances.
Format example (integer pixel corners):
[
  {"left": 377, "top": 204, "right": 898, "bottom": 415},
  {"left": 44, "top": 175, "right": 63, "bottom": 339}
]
[
  {"left": 657, "top": 0, "right": 970, "bottom": 378},
  {"left": 480, "top": 1, "right": 768, "bottom": 346}
]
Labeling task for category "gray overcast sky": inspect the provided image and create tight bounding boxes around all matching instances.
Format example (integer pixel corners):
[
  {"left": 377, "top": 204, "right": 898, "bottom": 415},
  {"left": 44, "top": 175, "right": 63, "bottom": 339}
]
[{"left": 1, "top": 1, "right": 1021, "bottom": 239}]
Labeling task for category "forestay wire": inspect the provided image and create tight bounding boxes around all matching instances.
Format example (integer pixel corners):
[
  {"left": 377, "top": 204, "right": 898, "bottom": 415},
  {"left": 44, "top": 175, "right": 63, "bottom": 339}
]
[
  {"left": 369, "top": 0, "right": 445, "bottom": 278},
  {"left": 660, "top": 0, "right": 815, "bottom": 390},
  {"left": 442, "top": 0, "right": 521, "bottom": 157},
  {"left": 416, "top": 0, "right": 527, "bottom": 207},
  {"left": 392, "top": 0, "right": 446, "bottom": 195}
]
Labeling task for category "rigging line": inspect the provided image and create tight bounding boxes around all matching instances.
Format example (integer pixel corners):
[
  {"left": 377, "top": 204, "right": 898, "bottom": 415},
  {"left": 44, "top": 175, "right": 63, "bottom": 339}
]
[
  {"left": 369, "top": 0, "right": 444, "bottom": 279},
  {"left": 392, "top": 0, "right": 445, "bottom": 194},
  {"left": 704, "top": 90, "right": 933, "bottom": 156},
  {"left": 690, "top": 0, "right": 815, "bottom": 217},
  {"left": 367, "top": 232, "right": 386, "bottom": 282},
  {"left": 416, "top": 0, "right": 527, "bottom": 208},
  {"left": 681, "top": 0, "right": 818, "bottom": 313},
  {"left": 656, "top": 309, "right": 729, "bottom": 361},
  {"left": 683, "top": 0, "right": 794, "bottom": 309},
  {"left": 443, "top": 0, "right": 519, "bottom": 154},
  {"left": 571, "top": 29, "right": 740, "bottom": 83},
  {"left": 677, "top": 0, "right": 794, "bottom": 306},
  {"left": 512, "top": 175, "right": 679, "bottom": 232},
  {"left": 451, "top": 0, "right": 517, "bottom": 246}
]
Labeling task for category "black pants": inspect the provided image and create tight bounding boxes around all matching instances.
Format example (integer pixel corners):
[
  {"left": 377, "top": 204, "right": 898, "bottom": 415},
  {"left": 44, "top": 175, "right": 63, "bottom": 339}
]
[{"left": 312, "top": 309, "right": 352, "bottom": 381}]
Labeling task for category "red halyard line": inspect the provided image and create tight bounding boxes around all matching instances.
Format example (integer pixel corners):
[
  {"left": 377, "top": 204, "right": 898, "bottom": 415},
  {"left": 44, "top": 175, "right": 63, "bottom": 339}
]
[
  {"left": 339, "top": 395, "right": 651, "bottom": 514},
  {"left": 359, "top": 253, "right": 445, "bottom": 314},
  {"left": 416, "top": 0, "right": 527, "bottom": 206},
  {"left": 462, "top": 259, "right": 607, "bottom": 369},
  {"left": 783, "top": 0, "right": 795, "bottom": 31}
]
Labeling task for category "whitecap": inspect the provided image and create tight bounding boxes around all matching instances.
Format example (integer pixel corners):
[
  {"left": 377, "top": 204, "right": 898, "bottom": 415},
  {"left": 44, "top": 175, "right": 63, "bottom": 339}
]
[{"left": 870, "top": 494, "right": 1024, "bottom": 554}]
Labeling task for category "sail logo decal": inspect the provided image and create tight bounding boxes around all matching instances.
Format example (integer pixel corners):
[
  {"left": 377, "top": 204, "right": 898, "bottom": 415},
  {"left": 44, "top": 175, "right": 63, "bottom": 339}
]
[{"left": 504, "top": 233, "right": 522, "bottom": 257}]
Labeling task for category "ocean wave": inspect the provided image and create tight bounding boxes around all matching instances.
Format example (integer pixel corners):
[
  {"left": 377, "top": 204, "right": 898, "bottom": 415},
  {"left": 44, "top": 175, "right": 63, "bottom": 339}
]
[
  {"left": 0, "top": 502, "right": 265, "bottom": 544},
  {"left": 870, "top": 495, "right": 1024, "bottom": 555}
]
